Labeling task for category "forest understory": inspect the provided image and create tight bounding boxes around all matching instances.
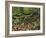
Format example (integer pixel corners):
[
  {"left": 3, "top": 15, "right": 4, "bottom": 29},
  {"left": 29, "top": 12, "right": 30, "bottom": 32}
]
[{"left": 12, "top": 7, "right": 40, "bottom": 31}]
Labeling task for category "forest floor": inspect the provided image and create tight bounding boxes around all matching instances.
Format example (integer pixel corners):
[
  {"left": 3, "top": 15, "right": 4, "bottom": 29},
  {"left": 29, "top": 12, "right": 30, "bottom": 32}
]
[{"left": 12, "top": 23, "right": 32, "bottom": 31}]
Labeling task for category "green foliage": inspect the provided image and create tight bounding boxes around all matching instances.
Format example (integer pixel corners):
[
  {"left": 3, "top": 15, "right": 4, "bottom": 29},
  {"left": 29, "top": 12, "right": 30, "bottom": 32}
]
[
  {"left": 23, "top": 7, "right": 32, "bottom": 15},
  {"left": 12, "top": 7, "right": 40, "bottom": 31}
]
